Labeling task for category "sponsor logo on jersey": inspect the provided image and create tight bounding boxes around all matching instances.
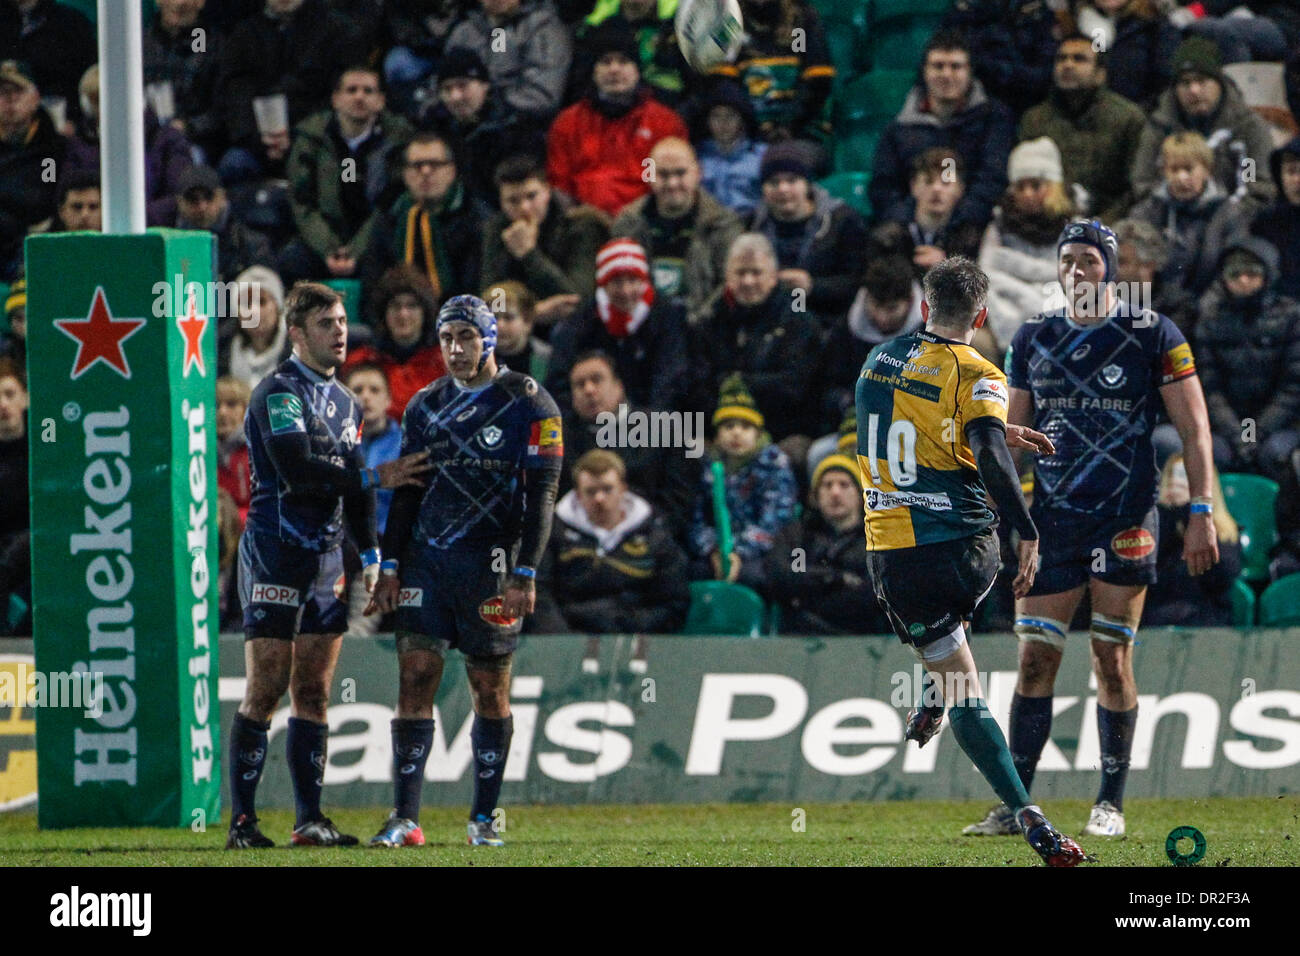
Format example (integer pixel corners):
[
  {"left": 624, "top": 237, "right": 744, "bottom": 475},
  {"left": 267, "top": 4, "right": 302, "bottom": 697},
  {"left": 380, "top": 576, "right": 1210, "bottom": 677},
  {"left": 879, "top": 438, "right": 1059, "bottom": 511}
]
[
  {"left": 339, "top": 418, "right": 359, "bottom": 448},
  {"left": 1099, "top": 363, "right": 1127, "bottom": 389},
  {"left": 479, "top": 596, "right": 520, "bottom": 627},
  {"left": 1071, "top": 344, "right": 1091, "bottom": 361},
  {"left": 267, "top": 393, "right": 305, "bottom": 434},
  {"left": 1111, "top": 527, "right": 1156, "bottom": 560},
  {"left": 865, "top": 489, "right": 953, "bottom": 512},
  {"left": 456, "top": 407, "right": 477, "bottom": 423},
  {"left": 251, "top": 583, "right": 300, "bottom": 606},
  {"left": 972, "top": 377, "right": 1008, "bottom": 409},
  {"left": 479, "top": 425, "right": 503, "bottom": 448},
  {"left": 398, "top": 588, "right": 424, "bottom": 608},
  {"left": 333, "top": 573, "right": 346, "bottom": 600}
]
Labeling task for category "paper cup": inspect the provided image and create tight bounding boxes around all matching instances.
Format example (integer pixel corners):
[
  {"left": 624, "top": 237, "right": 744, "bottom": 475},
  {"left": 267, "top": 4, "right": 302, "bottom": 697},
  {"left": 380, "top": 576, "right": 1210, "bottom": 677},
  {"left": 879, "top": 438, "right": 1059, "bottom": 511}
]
[
  {"left": 145, "top": 81, "right": 175, "bottom": 123},
  {"left": 41, "top": 96, "right": 66, "bottom": 130},
  {"left": 251, "top": 93, "right": 289, "bottom": 136}
]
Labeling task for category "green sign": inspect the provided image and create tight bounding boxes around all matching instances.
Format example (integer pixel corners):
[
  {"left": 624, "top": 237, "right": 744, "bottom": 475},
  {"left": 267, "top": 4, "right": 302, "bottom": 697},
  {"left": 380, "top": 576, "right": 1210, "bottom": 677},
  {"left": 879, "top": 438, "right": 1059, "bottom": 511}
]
[
  {"left": 192, "top": 629, "right": 1300, "bottom": 808},
  {"left": 26, "top": 231, "right": 220, "bottom": 828}
]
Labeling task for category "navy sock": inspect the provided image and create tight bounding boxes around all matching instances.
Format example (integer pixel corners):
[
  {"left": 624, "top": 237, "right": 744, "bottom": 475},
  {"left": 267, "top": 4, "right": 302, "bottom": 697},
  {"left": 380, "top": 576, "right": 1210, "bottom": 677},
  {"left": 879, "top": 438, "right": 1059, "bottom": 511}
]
[
  {"left": 1096, "top": 704, "right": 1137, "bottom": 811},
  {"left": 1009, "top": 692, "right": 1053, "bottom": 794},
  {"left": 229, "top": 713, "right": 270, "bottom": 822},
  {"left": 392, "top": 717, "right": 435, "bottom": 823},
  {"left": 287, "top": 717, "right": 328, "bottom": 827},
  {"left": 948, "top": 698, "right": 1030, "bottom": 814},
  {"left": 470, "top": 714, "right": 513, "bottom": 822}
]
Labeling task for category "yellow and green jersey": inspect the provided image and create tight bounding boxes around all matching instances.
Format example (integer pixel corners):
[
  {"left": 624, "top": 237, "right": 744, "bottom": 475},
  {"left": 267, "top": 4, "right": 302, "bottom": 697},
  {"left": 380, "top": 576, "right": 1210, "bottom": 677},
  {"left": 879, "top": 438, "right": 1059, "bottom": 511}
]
[{"left": 854, "top": 329, "right": 1009, "bottom": 551}]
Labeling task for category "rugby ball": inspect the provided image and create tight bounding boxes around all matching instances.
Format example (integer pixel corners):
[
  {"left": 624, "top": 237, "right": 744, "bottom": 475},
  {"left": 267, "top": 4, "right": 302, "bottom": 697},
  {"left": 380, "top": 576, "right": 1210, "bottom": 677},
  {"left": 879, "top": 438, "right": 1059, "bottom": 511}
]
[{"left": 675, "top": 0, "right": 745, "bottom": 73}]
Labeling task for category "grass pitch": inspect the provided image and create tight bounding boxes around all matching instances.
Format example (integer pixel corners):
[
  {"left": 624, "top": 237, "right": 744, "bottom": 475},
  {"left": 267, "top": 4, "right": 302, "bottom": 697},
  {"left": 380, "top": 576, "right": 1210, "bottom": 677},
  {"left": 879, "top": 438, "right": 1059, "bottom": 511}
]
[{"left": 1, "top": 796, "right": 1296, "bottom": 866}]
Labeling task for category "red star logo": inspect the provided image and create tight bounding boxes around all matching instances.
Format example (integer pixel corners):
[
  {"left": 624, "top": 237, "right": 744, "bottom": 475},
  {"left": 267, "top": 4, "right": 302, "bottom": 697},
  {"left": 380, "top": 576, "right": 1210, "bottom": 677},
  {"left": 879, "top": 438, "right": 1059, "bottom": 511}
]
[
  {"left": 53, "top": 287, "right": 147, "bottom": 380},
  {"left": 176, "top": 292, "right": 208, "bottom": 377}
]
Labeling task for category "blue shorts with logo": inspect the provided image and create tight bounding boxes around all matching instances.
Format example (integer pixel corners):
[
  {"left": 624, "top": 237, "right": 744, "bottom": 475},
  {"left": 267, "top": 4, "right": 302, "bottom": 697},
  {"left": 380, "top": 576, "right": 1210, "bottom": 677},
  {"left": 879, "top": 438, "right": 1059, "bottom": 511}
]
[
  {"left": 1029, "top": 505, "right": 1159, "bottom": 595},
  {"left": 394, "top": 540, "right": 521, "bottom": 661},
  {"left": 238, "top": 528, "right": 347, "bottom": 639}
]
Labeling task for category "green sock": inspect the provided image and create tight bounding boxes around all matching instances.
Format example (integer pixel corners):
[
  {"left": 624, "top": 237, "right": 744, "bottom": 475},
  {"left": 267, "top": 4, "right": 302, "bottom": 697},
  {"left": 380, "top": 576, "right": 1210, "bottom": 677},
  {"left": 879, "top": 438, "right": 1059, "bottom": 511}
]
[{"left": 949, "top": 698, "right": 1031, "bottom": 814}]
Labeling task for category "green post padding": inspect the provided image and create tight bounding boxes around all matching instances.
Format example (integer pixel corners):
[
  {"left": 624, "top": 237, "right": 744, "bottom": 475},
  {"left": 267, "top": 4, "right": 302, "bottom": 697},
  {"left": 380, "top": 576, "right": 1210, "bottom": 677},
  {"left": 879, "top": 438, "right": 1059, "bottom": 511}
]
[
  {"left": 26, "top": 229, "right": 220, "bottom": 828},
  {"left": 1230, "top": 577, "right": 1257, "bottom": 627},
  {"left": 1221, "top": 473, "right": 1280, "bottom": 582}
]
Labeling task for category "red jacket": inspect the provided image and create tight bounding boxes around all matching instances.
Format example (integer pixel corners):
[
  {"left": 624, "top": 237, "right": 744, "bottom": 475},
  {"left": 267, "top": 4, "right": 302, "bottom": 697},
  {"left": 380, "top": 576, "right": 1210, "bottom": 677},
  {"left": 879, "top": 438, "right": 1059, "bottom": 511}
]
[
  {"left": 343, "top": 344, "right": 448, "bottom": 421},
  {"left": 547, "top": 89, "right": 688, "bottom": 216},
  {"left": 219, "top": 442, "right": 252, "bottom": 526}
]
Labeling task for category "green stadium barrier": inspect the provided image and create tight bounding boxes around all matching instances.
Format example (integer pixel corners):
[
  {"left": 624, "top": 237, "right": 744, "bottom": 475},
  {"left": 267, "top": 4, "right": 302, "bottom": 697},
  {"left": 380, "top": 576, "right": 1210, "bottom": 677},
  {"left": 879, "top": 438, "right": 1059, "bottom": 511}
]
[
  {"left": 1259, "top": 574, "right": 1300, "bottom": 626},
  {"left": 1221, "top": 473, "right": 1280, "bottom": 582},
  {"left": 819, "top": 171, "right": 872, "bottom": 218},
  {"left": 4, "top": 628, "right": 1297, "bottom": 812},
  {"left": 322, "top": 278, "right": 364, "bottom": 328}
]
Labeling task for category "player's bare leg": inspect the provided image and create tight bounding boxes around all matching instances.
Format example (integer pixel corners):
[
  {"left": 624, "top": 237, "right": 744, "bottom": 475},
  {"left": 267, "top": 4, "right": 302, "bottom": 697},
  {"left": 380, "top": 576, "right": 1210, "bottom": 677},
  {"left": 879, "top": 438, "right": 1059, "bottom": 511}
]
[
  {"left": 284, "top": 633, "right": 356, "bottom": 845},
  {"left": 1083, "top": 580, "right": 1145, "bottom": 836},
  {"left": 227, "top": 639, "right": 292, "bottom": 848},
  {"left": 465, "top": 658, "right": 513, "bottom": 846},
  {"left": 372, "top": 644, "right": 446, "bottom": 847},
  {"left": 923, "top": 635, "right": 1086, "bottom": 865}
]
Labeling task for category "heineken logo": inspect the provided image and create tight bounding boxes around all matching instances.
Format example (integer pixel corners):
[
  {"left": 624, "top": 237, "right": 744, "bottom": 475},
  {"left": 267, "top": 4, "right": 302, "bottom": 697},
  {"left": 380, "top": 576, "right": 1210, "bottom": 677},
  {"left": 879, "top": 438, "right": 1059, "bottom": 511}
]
[
  {"left": 175, "top": 292, "right": 207, "bottom": 378},
  {"left": 54, "top": 287, "right": 147, "bottom": 380}
]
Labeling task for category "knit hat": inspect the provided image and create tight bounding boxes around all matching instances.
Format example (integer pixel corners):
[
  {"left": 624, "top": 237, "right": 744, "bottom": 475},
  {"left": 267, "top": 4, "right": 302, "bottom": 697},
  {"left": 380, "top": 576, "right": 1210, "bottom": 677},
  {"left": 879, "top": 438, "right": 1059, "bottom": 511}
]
[
  {"left": 587, "top": 20, "right": 641, "bottom": 67},
  {"left": 436, "top": 293, "right": 497, "bottom": 369},
  {"left": 596, "top": 238, "right": 650, "bottom": 286},
  {"left": 812, "top": 453, "right": 862, "bottom": 493},
  {"left": 712, "top": 373, "right": 764, "bottom": 429},
  {"left": 437, "top": 47, "right": 489, "bottom": 86},
  {"left": 836, "top": 408, "right": 857, "bottom": 453},
  {"left": 234, "top": 265, "right": 285, "bottom": 312},
  {"left": 1171, "top": 35, "right": 1223, "bottom": 84},
  {"left": 1058, "top": 218, "right": 1119, "bottom": 282},
  {"left": 1008, "top": 137, "right": 1063, "bottom": 185},
  {"left": 760, "top": 140, "right": 815, "bottom": 183},
  {"left": 4, "top": 277, "right": 24, "bottom": 318}
]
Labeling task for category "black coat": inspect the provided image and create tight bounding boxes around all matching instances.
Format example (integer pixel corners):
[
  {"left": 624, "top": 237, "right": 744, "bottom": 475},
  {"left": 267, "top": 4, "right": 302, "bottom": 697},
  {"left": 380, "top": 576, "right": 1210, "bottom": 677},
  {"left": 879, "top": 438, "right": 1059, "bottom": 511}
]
[
  {"left": 1098, "top": 12, "right": 1181, "bottom": 111},
  {"left": 765, "top": 509, "right": 890, "bottom": 636},
  {"left": 142, "top": 11, "right": 225, "bottom": 152},
  {"left": 0, "top": 0, "right": 96, "bottom": 120},
  {"left": 560, "top": 404, "right": 698, "bottom": 542},
  {"left": 0, "top": 108, "right": 65, "bottom": 275},
  {"left": 698, "top": 288, "right": 822, "bottom": 440},
  {"left": 546, "top": 297, "right": 693, "bottom": 413},
  {"left": 422, "top": 97, "right": 547, "bottom": 208},
  {"left": 215, "top": 0, "right": 360, "bottom": 151},
  {"left": 942, "top": 0, "right": 1057, "bottom": 118},
  {"left": 1250, "top": 138, "right": 1300, "bottom": 300},
  {"left": 1143, "top": 505, "right": 1240, "bottom": 627},
  {"left": 537, "top": 497, "right": 690, "bottom": 634}
]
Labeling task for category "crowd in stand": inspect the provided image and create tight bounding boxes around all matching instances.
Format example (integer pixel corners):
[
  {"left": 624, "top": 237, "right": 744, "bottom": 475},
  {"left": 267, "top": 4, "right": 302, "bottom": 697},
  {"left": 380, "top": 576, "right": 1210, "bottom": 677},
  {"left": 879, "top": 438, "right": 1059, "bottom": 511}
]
[{"left": 1, "top": 0, "right": 1298, "bottom": 636}]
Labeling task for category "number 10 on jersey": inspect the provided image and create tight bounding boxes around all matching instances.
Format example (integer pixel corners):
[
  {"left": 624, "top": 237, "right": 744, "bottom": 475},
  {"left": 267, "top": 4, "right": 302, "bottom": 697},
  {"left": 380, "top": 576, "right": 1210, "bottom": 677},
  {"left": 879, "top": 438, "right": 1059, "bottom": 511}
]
[{"left": 864, "top": 414, "right": 917, "bottom": 487}]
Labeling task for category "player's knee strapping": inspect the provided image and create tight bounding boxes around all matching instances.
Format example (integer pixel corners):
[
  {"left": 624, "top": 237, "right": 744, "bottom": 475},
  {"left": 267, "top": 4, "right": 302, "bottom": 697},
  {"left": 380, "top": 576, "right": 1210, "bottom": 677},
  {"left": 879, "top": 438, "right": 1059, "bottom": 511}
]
[
  {"left": 1090, "top": 612, "right": 1135, "bottom": 645},
  {"left": 914, "top": 622, "right": 968, "bottom": 663},
  {"left": 1014, "top": 615, "right": 1068, "bottom": 650}
]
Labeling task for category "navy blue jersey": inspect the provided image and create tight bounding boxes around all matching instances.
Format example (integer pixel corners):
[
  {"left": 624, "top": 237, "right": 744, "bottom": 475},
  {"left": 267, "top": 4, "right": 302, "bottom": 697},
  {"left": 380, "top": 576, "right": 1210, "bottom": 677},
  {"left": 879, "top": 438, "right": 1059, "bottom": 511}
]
[
  {"left": 400, "top": 367, "right": 563, "bottom": 548},
  {"left": 1007, "top": 302, "right": 1196, "bottom": 517},
  {"left": 245, "top": 356, "right": 366, "bottom": 551}
]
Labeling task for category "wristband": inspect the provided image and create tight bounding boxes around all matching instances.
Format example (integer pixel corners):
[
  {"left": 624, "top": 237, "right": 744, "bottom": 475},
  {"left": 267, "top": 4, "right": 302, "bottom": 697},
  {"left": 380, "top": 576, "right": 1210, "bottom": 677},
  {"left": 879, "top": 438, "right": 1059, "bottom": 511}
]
[
  {"left": 1189, "top": 502, "right": 1213, "bottom": 516},
  {"left": 360, "top": 467, "right": 379, "bottom": 490},
  {"left": 361, "top": 548, "right": 381, "bottom": 568},
  {"left": 511, "top": 566, "right": 536, "bottom": 580},
  {"left": 381, "top": 558, "right": 399, "bottom": 575}
]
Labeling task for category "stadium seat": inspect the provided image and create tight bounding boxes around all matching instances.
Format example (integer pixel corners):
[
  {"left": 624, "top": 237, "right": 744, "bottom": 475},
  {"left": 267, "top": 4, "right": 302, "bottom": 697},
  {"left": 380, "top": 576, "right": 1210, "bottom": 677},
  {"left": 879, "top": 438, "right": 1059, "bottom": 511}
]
[
  {"left": 819, "top": 171, "right": 872, "bottom": 218},
  {"left": 1230, "top": 577, "right": 1257, "bottom": 627},
  {"left": 1220, "top": 473, "right": 1280, "bottom": 582},
  {"left": 683, "top": 581, "right": 766, "bottom": 637},
  {"left": 870, "top": 0, "right": 953, "bottom": 20},
  {"left": 838, "top": 70, "right": 915, "bottom": 127},
  {"left": 817, "top": 7, "right": 871, "bottom": 81},
  {"left": 1258, "top": 573, "right": 1300, "bottom": 627},
  {"left": 766, "top": 601, "right": 782, "bottom": 637},
  {"left": 322, "top": 279, "right": 364, "bottom": 328}
]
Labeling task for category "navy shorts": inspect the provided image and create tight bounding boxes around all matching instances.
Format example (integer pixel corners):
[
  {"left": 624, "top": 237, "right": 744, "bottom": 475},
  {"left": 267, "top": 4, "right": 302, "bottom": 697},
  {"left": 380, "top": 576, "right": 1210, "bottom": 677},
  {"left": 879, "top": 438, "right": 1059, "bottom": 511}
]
[
  {"left": 1029, "top": 506, "right": 1159, "bottom": 596},
  {"left": 866, "top": 529, "right": 1000, "bottom": 650},
  {"left": 394, "top": 541, "right": 521, "bottom": 661},
  {"left": 238, "top": 528, "right": 347, "bottom": 639}
]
